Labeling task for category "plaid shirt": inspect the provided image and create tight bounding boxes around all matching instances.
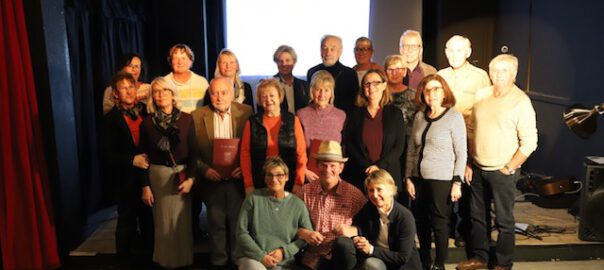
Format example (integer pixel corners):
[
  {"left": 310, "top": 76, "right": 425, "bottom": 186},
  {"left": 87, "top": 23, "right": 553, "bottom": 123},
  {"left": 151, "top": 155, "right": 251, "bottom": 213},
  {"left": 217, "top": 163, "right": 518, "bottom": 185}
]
[{"left": 296, "top": 179, "right": 367, "bottom": 269}]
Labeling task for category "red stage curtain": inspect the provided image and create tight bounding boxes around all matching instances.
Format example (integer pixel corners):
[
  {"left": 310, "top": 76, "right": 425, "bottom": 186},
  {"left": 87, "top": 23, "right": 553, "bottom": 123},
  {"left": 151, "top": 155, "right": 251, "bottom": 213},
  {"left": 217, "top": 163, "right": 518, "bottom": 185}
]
[{"left": 0, "top": 0, "right": 61, "bottom": 269}]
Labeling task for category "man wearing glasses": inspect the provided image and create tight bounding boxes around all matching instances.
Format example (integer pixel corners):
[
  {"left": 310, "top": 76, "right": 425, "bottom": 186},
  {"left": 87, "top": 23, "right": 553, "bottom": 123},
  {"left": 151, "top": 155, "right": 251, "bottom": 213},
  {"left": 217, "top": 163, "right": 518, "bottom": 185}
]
[{"left": 399, "top": 30, "right": 437, "bottom": 89}]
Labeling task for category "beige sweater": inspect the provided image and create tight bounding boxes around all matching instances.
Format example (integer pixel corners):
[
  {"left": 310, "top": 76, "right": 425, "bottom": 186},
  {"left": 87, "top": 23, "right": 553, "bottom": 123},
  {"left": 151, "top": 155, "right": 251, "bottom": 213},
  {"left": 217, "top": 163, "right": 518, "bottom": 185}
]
[{"left": 471, "top": 85, "right": 538, "bottom": 170}]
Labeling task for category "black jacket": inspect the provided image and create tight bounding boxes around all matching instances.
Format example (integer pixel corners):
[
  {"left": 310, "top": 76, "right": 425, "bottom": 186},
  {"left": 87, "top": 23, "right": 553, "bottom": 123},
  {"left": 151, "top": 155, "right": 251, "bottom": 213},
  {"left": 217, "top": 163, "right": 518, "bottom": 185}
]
[
  {"left": 354, "top": 202, "right": 421, "bottom": 270},
  {"left": 273, "top": 74, "right": 310, "bottom": 113},
  {"left": 307, "top": 61, "right": 359, "bottom": 114},
  {"left": 102, "top": 104, "right": 147, "bottom": 192},
  {"left": 343, "top": 105, "right": 406, "bottom": 190}
]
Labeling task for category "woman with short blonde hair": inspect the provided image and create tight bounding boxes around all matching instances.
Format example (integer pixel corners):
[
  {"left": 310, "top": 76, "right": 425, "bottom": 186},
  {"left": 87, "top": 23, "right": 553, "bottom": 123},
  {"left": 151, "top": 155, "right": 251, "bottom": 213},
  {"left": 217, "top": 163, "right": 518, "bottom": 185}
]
[
  {"left": 146, "top": 77, "right": 180, "bottom": 113},
  {"left": 338, "top": 169, "right": 422, "bottom": 269},
  {"left": 297, "top": 70, "right": 346, "bottom": 181},
  {"left": 140, "top": 76, "right": 199, "bottom": 268}
]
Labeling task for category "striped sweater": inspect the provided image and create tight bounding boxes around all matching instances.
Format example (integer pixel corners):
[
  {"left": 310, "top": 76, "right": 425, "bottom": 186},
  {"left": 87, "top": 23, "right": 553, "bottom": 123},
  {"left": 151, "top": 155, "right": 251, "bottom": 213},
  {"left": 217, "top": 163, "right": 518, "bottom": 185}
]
[{"left": 405, "top": 108, "right": 467, "bottom": 182}]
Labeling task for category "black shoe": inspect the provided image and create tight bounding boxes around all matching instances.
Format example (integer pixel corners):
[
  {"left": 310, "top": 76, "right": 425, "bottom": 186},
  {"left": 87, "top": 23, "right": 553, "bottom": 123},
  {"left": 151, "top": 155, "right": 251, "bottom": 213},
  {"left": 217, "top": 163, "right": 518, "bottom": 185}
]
[{"left": 432, "top": 265, "right": 445, "bottom": 270}]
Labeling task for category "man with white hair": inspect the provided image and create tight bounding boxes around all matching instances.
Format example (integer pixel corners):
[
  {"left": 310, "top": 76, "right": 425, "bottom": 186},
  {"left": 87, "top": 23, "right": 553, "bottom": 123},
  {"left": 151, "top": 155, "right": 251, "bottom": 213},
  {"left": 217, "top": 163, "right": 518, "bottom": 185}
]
[
  {"left": 191, "top": 77, "right": 252, "bottom": 267},
  {"left": 456, "top": 54, "right": 538, "bottom": 270},
  {"left": 307, "top": 35, "right": 360, "bottom": 114},
  {"left": 399, "top": 30, "right": 437, "bottom": 89},
  {"left": 438, "top": 35, "right": 490, "bottom": 251},
  {"left": 438, "top": 35, "right": 490, "bottom": 127}
]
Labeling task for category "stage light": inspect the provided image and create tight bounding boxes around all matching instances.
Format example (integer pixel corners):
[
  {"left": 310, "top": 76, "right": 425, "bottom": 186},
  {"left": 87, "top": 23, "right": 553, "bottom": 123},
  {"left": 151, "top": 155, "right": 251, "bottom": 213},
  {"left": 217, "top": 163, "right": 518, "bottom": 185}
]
[{"left": 563, "top": 103, "right": 604, "bottom": 139}]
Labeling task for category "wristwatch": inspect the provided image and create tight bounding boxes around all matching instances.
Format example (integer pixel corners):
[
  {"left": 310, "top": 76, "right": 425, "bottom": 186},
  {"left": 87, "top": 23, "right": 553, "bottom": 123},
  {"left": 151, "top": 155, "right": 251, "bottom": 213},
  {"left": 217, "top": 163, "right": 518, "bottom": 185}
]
[{"left": 504, "top": 165, "right": 516, "bottom": 175}]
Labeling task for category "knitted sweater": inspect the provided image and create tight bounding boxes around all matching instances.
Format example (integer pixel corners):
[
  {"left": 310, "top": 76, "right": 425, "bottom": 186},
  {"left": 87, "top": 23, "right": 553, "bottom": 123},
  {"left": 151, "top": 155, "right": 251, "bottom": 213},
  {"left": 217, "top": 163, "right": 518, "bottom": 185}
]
[
  {"left": 236, "top": 189, "right": 313, "bottom": 267},
  {"left": 471, "top": 85, "right": 538, "bottom": 170},
  {"left": 164, "top": 71, "right": 209, "bottom": 113},
  {"left": 405, "top": 108, "right": 467, "bottom": 182},
  {"left": 296, "top": 103, "right": 346, "bottom": 146}
]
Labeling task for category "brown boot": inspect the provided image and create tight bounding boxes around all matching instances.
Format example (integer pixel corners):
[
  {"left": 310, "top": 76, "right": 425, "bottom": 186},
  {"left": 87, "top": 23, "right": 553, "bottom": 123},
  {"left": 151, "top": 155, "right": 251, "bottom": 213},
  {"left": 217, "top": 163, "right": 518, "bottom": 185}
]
[{"left": 456, "top": 258, "right": 488, "bottom": 270}]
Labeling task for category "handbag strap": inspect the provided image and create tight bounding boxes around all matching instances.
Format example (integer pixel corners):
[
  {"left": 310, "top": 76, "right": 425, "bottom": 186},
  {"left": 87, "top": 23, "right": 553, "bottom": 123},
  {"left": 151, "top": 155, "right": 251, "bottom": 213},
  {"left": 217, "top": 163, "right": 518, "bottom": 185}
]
[{"left": 168, "top": 150, "right": 179, "bottom": 173}]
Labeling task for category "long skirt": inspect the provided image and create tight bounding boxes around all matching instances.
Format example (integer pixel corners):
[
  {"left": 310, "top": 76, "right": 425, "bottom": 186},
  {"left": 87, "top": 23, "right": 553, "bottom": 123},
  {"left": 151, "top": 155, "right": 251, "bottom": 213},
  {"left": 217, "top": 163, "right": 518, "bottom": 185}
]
[{"left": 149, "top": 164, "right": 193, "bottom": 268}]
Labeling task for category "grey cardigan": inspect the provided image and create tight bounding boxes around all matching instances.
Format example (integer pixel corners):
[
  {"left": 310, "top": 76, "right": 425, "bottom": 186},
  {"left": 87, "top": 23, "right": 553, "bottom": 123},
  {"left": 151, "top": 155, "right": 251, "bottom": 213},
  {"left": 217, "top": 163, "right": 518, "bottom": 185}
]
[{"left": 405, "top": 108, "right": 467, "bottom": 182}]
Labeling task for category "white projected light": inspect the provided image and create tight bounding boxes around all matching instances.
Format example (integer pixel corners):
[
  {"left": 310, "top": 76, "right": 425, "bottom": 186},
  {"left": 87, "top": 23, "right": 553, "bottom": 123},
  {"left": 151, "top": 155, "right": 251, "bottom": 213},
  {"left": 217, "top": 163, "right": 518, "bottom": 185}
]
[{"left": 226, "top": 0, "right": 370, "bottom": 77}]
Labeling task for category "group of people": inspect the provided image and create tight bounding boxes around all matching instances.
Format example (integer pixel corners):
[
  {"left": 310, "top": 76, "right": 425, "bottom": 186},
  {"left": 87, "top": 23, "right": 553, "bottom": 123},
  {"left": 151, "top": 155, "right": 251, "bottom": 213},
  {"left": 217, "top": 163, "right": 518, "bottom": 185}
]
[{"left": 102, "top": 29, "right": 538, "bottom": 270}]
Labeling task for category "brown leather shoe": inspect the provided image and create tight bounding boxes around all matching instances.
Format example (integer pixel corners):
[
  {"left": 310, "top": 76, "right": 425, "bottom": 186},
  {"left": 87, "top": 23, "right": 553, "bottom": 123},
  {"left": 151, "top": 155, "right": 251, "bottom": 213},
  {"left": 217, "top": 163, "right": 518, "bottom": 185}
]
[
  {"left": 492, "top": 266, "right": 511, "bottom": 270},
  {"left": 456, "top": 258, "right": 488, "bottom": 270}
]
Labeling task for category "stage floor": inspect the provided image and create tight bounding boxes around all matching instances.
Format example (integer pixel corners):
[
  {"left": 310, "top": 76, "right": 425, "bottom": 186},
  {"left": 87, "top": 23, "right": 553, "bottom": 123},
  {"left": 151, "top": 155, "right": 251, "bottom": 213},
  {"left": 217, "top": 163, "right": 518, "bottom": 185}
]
[{"left": 70, "top": 202, "right": 604, "bottom": 262}]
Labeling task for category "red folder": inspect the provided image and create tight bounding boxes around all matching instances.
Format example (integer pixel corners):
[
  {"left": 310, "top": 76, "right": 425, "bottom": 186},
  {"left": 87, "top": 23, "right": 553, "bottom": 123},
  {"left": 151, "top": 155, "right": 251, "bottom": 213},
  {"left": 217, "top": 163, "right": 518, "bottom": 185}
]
[
  {"left": 307, "top": 139, "right": 322, "bottom": 175},
  {"left": 213, "top": 138, "right": 240, "bottom": 179}
]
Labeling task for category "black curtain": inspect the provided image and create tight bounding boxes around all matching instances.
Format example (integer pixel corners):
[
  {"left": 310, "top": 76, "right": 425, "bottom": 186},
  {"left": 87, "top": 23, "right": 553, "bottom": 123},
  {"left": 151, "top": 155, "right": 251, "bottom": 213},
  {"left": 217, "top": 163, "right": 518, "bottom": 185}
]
[
  {"left": 99, "top": 0, "right": 147, "bottom": 84},
  {"left": 63, "top": 0, "right": 224, "bottom": 218},
  {"left": 64, "top": 0, "right": 147, "bottom": 216},
  {"left": 204, "top": 0, "right": 226, "bottom": 80},
  {"left": 65, "top": 0, "right": 102, "bottom": 216},
  {"left": 58, "top": 0, "right": 225, "bottom": 218}
]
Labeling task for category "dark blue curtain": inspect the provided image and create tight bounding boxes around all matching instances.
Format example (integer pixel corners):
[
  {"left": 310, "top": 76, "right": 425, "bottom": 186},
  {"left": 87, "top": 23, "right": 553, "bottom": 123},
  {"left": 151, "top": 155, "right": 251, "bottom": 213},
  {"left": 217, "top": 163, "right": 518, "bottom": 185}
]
[
  {"left": 62, "top": 0, "right": 226, "bottom": 218},
  {"left": 64, "top": 0, "right": 148, "bottom": 216}
]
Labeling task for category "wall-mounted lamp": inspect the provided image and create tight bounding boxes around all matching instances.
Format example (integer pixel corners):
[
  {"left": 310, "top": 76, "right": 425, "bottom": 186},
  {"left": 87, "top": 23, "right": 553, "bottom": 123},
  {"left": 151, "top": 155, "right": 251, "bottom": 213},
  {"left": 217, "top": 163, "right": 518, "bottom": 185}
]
[{"left": 563, "top": 103, "right": 604, "bottom": 139}]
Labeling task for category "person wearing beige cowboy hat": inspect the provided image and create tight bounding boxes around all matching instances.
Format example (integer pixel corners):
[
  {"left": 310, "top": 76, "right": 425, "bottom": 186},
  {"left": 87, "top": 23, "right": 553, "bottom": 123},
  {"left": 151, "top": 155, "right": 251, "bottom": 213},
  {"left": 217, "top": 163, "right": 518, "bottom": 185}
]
[{"left": 296, "top": 141, "right": 367, "bottom": 270}]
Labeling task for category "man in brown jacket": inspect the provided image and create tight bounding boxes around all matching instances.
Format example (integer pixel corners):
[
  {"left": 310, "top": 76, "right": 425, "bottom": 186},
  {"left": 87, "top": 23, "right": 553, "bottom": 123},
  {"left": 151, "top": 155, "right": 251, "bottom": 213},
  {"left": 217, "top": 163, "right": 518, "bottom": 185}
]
[{"left": 191, "top": 77, "right": 252, "bottom": 267}]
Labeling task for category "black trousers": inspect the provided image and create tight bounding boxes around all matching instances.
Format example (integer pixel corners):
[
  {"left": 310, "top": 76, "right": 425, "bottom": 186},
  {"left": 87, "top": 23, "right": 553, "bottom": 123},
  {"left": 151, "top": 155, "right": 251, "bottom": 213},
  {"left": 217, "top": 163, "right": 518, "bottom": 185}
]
[
  {"left": 469, "top": 166, "right": 519, "bottom": 268},
  {"left": 410, "top": 179, "right": 452, "bottom": 268},
  {"left": 451, "top": 183, "right": 473, "bottom": 257},
  {"left": 116, "top": 186, "right": 153, "bottom": 255}
]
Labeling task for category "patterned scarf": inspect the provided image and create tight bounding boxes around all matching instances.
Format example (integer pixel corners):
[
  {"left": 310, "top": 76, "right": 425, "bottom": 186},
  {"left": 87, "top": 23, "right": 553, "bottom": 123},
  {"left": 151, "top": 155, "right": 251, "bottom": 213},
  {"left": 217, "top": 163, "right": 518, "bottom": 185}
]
[
  {"left": 118, "top": 102, "right": 143, "bottom": 120},
  {"left": 151, "top": 108, "right": 181, "bottom": 152}
]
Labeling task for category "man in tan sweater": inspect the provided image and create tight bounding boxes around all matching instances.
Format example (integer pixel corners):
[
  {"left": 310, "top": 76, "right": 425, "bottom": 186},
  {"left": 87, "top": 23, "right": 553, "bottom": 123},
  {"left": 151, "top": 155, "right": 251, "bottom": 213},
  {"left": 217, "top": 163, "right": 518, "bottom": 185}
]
[{"left": 457, "top": 54, "right": 538, "bottom": 270}]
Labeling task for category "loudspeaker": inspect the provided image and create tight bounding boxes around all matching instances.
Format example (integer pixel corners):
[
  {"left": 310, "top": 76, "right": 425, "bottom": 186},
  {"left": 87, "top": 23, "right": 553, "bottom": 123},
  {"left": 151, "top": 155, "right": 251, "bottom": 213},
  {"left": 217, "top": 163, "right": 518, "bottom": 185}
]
[{"left": 578, "top": 164, "right": 604, "bottom": 241}]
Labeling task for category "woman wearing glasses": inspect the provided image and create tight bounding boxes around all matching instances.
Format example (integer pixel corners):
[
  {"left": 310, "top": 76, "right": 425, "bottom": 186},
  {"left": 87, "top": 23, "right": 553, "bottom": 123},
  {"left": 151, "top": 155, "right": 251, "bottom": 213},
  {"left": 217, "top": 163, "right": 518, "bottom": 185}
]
[
  {"left": 102, "top": 53, "right": 151, "bottom": 114},
  {"left": 352, "top": 37, "right": 383, "bottom": 84},
  {"left": 343, "top": 69, "right": 406, "bottom": 192},
  {"left": 405, "top": 74, "right": 467, "bottom": 270},
  {"left": 385, "top": 54, "right": 419, "bottom": 133},
  {"left": 140, "top": 77, "right": 199, "bottom": 269},
  {"left": 235, "top": 157, "right": 312, "bottom": 269}
]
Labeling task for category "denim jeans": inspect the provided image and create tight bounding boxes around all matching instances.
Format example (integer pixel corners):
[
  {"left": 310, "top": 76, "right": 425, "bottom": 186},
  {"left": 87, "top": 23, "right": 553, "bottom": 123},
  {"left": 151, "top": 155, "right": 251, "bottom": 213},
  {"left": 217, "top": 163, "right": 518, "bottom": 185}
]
[{"left": 469, "top": 165, "right": 519, "bottom": 268}]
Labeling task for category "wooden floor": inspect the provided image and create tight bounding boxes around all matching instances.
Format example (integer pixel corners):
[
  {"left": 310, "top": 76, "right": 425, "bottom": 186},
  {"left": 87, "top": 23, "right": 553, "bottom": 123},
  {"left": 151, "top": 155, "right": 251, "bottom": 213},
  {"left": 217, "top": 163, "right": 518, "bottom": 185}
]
[
  {"left": 70, "top": 201, "right": 604, "bottom": 262},
  {"left": 514, "top": 202, "right": 586, "bottom": 245}
]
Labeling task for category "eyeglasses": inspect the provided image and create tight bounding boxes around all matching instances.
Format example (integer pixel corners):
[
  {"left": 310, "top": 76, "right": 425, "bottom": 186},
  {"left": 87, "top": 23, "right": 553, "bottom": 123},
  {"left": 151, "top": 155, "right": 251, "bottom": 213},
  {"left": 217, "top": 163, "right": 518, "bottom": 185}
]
[
  {"left": 152, "top": 88, "right": 173, "bottom": 96},
  {"left": 354, "top": 47, "right": 371, "bottom": 53},
  {"left": 401, "top": 44, "right": 421, "bottom": 51},
  {"left": 265, "top": 173, "right": 287, "bottom": 179},
  {"left": 424, "top": 86, "right": 443, "bottom": 92},
  {"left": 386, "top": 68, "right": 405, "bottom": 73},
  {"left": 363, "top": 81, "right": 384, "bottom": 88}
]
